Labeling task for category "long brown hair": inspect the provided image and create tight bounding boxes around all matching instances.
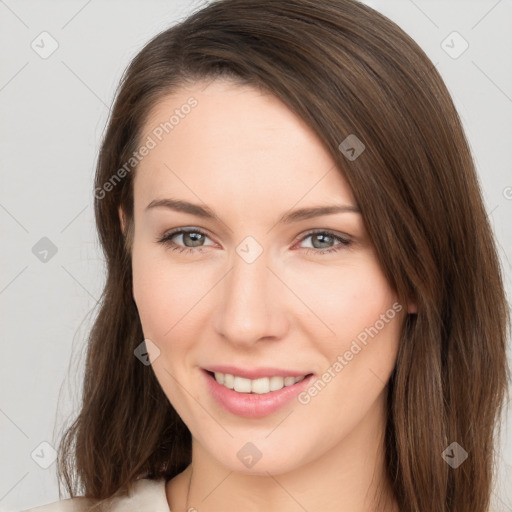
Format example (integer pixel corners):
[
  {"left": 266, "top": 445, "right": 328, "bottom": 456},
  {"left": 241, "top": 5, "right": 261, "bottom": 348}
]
[{"left": 56, "top": 1, "right": 510, "bottom": 510}]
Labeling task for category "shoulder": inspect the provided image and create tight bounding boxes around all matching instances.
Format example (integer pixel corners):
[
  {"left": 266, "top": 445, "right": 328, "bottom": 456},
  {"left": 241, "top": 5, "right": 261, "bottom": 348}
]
[
  {"left": 20, "top": 496, "right": 96, "bottom": 512},
  {"left": 21, "top": 478, "right": 169, "bottom": 512}
]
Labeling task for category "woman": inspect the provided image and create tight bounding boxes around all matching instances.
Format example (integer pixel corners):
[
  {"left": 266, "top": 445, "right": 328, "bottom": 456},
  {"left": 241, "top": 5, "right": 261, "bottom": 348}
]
[{"left": 23, "top": 0, "right": 510, "bottom": 511}]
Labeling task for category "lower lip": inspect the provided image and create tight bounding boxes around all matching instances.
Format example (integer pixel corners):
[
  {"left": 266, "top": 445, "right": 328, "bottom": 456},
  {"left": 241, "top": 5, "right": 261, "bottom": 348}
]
[{"left": 202, "top": 369, "right": 315, "bottom": 418}]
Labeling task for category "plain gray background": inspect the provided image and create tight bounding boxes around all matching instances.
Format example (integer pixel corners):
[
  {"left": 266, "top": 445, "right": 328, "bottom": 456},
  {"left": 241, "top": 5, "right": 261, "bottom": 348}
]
[{"left": 1, "top": 0, "right": 511, "bottom": 510}]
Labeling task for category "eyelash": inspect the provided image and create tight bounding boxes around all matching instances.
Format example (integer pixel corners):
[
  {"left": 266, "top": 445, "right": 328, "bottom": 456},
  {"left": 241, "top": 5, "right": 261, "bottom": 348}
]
[{"left": 156, "top": 228, "right": 352, "bottom": 256}]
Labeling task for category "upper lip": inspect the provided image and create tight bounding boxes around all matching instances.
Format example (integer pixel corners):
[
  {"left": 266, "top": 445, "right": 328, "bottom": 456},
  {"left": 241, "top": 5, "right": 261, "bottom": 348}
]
[{"left": 202, "top": 365, "right": 314, "bottom": 380}]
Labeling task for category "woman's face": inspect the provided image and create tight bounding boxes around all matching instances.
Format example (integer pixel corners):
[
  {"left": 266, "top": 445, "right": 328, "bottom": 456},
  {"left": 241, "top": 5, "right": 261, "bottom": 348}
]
[{"left": 123, "top": 78, "right": 409, "bottom": 475}]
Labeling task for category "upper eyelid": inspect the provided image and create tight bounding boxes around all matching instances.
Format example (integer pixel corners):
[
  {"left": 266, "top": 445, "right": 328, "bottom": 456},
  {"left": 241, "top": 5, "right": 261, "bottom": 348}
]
[{"left": 165, "top": 227, "right": 215, "bottom": 241}]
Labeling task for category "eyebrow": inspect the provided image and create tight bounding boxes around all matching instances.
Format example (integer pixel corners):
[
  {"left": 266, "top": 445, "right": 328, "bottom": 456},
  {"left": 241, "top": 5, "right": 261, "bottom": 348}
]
[{"left": 145, "top": 198, "right": 360, "bottom": 223}]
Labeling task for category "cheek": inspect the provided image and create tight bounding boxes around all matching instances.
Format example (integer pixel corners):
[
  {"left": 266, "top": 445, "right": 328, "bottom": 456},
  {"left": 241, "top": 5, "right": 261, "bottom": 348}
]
[
  {"left": 295, "top": 256, "right": 402, "bottom": 396},
  {"left": 290, "top": 256, "right": 399, "bottom": 340},
  {"left": 132, "top": 245, "right": 167, "bottom": 337},
  {"left": 297, "top": 262, "right": 402, "bottom": 437},
  {"left": 131, "top": 244, "right": 213, "bottom": 341}
]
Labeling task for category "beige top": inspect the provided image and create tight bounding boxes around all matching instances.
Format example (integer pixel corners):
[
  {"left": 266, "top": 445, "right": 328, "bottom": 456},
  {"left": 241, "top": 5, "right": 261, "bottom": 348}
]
[{"left": 21, "top": 478, "right": 170, "bottom": 512}]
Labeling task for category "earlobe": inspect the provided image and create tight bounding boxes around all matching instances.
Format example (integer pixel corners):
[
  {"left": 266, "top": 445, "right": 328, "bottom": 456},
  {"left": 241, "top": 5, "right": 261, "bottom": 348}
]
[{"left": 407, "top": 300, "right": 417, "bottom": 314}]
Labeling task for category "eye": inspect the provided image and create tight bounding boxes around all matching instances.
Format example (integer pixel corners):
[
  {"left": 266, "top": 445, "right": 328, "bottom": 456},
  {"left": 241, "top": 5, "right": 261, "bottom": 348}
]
[
  {"left": 156, "top": 228, "right": 215, "bottom": 254},
  {"left": 156, "top": 228, "right": 352, "bottom": 255},
  {"left": 296, "top": 229, "right": 352, "bottom": 255}
]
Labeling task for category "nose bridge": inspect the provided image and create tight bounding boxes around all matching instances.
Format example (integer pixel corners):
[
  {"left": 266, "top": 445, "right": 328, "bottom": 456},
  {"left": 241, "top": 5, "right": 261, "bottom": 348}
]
[{"left": 213, "top": 243, "right": 287, "bottom": 344}]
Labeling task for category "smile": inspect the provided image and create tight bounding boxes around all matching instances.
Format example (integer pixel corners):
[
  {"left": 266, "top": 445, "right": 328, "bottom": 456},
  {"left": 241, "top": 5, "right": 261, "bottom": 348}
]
[
  {"left": 211, "top": 371, "right": 308, "bottom": 394},
  {"left": 202, "top": 369, "right": 316, "bottom": 418}
]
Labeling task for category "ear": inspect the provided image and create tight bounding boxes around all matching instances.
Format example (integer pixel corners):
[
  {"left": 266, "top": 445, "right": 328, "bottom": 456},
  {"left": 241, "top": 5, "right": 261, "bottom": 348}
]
[
  {"left": 118, "top": 206, "right": 126, "bottom": 235},
  {"left": 118, "top": 206, "right": 136, "bottom": 300},
  {"left": 407, "top": 299, "right": 417, "bottom": 314}
]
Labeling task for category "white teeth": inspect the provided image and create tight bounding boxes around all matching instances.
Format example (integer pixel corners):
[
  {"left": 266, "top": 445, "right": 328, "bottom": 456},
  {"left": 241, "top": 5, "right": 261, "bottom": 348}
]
[
  {"left": 234, "top": 376, "right": 252, "bottom": 393},
  {"left": 269, "top": 376, "right": 284, "bottom": 391},
  {"left": 252, "top": 377, "right": 270, "bottom": 394},
  {"left": 223, "top": 373, "right": 234, "bottom": 389},
  {"left": 213, "top": 372, "right": 307, "bottom": 394}
]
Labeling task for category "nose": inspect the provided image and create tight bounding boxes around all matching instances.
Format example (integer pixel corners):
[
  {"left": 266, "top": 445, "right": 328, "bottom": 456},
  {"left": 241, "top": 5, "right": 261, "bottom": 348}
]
[{"left": 213, "top": 249, "right": 290, "bottom": 346}]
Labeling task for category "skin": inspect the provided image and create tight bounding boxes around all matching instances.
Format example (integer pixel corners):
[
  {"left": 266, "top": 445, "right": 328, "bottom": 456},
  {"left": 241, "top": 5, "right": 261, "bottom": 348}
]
[{"left": 119, "top": 78, "right": 415, "bottom": 512}]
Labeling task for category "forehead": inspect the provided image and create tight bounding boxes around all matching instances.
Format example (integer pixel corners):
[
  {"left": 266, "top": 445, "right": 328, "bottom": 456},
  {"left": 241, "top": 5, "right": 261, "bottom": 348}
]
[{"left": 134, "top": 79, "right": 356, "bottom": 211}]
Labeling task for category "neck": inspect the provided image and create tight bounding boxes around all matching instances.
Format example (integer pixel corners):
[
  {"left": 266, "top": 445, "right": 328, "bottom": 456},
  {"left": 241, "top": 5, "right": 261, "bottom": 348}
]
[{"left": 167, "top": 392, "right": 399, "bottom": 512}]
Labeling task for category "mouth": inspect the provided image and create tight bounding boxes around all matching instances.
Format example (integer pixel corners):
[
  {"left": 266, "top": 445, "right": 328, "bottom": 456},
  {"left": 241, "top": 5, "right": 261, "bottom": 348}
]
[
  {"left": 204, "top": 369, "right": 314, "bottom": 394},
  {"left": 202, "top": 369, "right": 315, "bottom": 418}
]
